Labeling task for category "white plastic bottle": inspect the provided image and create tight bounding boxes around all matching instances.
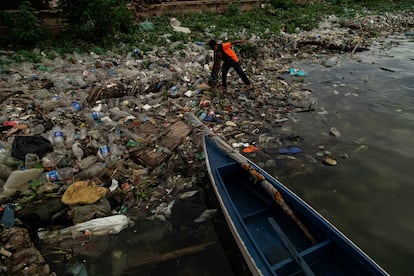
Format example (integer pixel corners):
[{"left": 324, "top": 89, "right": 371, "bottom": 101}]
[{"left": 52, "top": 126, "right": 64, "bottom": 146}]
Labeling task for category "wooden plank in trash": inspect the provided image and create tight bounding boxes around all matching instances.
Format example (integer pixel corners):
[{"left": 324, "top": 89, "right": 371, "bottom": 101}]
[
  {"left": 131, "top": 121, "right": 162, "bottom": 144},
  {"left": 131, "top": 147, "right": 169, "bottom": 168},
  {"left": 129, "top": 120, "right": 190, "bottom": 168},
  {"left": 159, "top": 120, "right": 191, "bottom": 150}
]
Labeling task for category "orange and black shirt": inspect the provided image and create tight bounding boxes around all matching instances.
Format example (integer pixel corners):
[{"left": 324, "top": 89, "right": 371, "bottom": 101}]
[{"left": 211, "top": 42, "right": 239, "bottom": 78}]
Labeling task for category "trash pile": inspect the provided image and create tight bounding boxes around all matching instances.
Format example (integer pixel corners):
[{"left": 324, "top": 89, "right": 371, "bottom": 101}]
[
  {"left": 0, "top": 12, "right": 412, "bottom": 275},
  {"left": 275, "top": 11, "right": 414, "bottom": 54},
  {"left": 0, "top": 38, "right": 315, "bottom": 274}
]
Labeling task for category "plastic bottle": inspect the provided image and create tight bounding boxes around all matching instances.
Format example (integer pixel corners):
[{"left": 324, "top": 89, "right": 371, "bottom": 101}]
[
  {"left": 45, "top": 170, "right": 59, "bottom": 183},
  {"left": 65, "top": 124, "right": 76, "bottom": 147},
  {"left": 121, "top": 128, "right": 144, "bottom": 143},
  {"left": 97, "top": 143, "right": 110, "bottom": 161},
  {"left": 51, "top": 93, "right": 69, "bottom": 108},
  {"left": 0, "top": 164, "right": 13, "bottom": 179},
  {"left": 71, "top": 102, "right": 82, "bottom": 111},
  {"left": 58, "top": 167, "right": 74, "bottom": 182},
  {"left": 77, "top": 155, "right": 98, "bottom": 170},
  {"left": 0, "top": 151, "right": 22, "bottom": 168},
  {"left": 79, "top": 126, "right": 88, "bottom": 140},
  {"left": 109, "top": 143, "right": 122, "bottom": 161},
  {"left": 76, "top": 163, "right": 105, "bottom": 180},
  {"left": 195, "top": 88, "right": 203, "bottom": 94},
  {"left": 91, "top": 103, "right": 104, "bottom": 113},
  {"left": 108, "top": 69, "right": 116, "bottom": 78},
  {"left": 30, "top": 124, "right": 45, "bottom": 135},
  {"left": 91, "top": 111, "right": 105, "bottom": 121},
  {"left": 25, "top": 153, "right": 39, "bottom": 169},
  {"left": 52, "top": 126, "right": 64, "bottom": 146},
  {"left": 72, "top": 142, "right": 84, "bottom": 161},
  {"left": 168, "top": 86, "right": 180, "bottom": 98},
  {"left": 198, "top": 111, "right": 207, "bottom": 120}
]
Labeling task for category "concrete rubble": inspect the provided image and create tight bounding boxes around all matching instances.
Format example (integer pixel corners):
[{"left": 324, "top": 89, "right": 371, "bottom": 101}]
[{"left": 0, "top": 12, "right": 413, "bottom": 275}]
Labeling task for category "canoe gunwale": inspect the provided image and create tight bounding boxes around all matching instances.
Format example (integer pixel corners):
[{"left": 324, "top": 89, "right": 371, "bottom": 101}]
[{"left": 204, "top": 146, "right": 265, "bottom": 275}]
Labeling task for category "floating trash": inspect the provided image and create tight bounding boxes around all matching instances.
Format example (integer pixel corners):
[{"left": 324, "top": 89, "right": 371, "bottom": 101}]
[
  {"left": 279, "top": 146, "right": 302, "bottom": 154},
  {"left": 289, "top": 68, "right": 306, "bottom": 76},
  {"left": 243, "top": 145, "right": 259, "bottom": 153},
  {"left": 323, "top": 156, "right": 338, "bottom": 166},
  {"left": 330, "top": 127, "right": 341, "bottom": 137}
]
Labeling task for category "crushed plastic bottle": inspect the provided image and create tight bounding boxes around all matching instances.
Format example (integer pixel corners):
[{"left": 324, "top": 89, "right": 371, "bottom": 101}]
[
  {"left": 76, "top": 163, "right": 106, "bottom": 179},
  {"left": 65, "top": 124, "right": 76, "bottom": 147},
  {"left": 77, "top": 155, "right": 98, "bottom": 170},
  {"left": 0, "top": 150, "right": 22, "bottom": 168},
  {"left": 58, "top": 167, "right": 74, "bottom": 182},
  {"left": 91, "top": 111, "right": 105, "bottom": 121},
  {"left": 168, "top": 86, "right": 180, "bottom": 98},
  {"left": 97, "top": 144, "right": 110, "bottom": 161},
  {"left": 45, "top": 170, "right": 59, "bottom": 183}
]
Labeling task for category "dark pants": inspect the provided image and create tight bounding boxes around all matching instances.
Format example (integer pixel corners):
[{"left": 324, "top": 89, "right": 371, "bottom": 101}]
[{"left": 221, "top": 61, "right": 250, "bottom": 88}]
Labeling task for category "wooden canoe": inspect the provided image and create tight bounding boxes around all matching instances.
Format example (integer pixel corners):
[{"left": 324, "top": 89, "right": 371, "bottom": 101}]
[{"left": 202, "top": 133, "right": 388, "bottom": 276}]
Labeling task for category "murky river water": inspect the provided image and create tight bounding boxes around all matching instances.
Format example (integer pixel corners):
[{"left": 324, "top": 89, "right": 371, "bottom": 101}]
[
  {"left": 54, "top": 34, "right": 413, "bottom": 275},
  {"left": 273, "top": 34, "right": 414, "bottom": 276}
]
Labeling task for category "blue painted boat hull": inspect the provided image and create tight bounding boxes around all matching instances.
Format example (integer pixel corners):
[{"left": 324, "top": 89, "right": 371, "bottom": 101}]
[{"left": 203, "top": 134, "right": 388, "bottom": 276}]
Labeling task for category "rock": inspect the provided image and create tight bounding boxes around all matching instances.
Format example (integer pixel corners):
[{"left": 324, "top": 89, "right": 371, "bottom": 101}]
[{"left": 323, "top": 156, "right": 338, "bottom": 166}]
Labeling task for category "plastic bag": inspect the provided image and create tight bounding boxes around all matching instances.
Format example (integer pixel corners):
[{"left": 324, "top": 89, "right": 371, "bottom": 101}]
[{"left": 12, "top": 135, "right": 54, "bottom": 160}]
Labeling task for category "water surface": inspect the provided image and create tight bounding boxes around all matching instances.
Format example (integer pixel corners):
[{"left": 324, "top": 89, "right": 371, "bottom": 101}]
[{"left": 272, "top": 34, "right": 414, "bottom": 276}]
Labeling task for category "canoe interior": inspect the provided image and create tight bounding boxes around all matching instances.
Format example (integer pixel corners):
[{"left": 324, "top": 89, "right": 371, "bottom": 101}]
[{"left": 205, "top": 136, "right": 386, "bottom": 276}]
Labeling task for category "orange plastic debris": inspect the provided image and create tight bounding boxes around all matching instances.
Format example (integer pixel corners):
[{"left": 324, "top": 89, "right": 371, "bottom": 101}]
[{"left": 243, "top": 145, "right": 259, "bottom": 153}]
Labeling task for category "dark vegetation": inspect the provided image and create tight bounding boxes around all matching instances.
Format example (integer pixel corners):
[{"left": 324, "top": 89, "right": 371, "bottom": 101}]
[{"left": 0, "top": 0, "right": 413, "bottom": 61}]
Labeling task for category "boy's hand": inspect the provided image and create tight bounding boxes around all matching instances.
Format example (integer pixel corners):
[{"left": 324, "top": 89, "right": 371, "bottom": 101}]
[{"left": 207, "top": 76, "right": 217, "bottom": 86}]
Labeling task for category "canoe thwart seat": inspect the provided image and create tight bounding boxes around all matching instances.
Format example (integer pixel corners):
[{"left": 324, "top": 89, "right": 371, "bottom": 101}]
[{"left": 267, "top": 217, "right": 315, "bottom": 276}]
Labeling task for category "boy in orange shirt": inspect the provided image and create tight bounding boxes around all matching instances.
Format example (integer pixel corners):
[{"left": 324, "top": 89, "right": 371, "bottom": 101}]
[{"left": 208, "top": 39, "right": 252, "bottom": 92}]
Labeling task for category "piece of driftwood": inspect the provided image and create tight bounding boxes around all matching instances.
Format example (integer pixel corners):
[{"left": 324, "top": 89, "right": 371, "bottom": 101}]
[
  {"left": 124, "top": 241, "right": 215, "bottom": 270},
  {"left": 0, "top": 247, "right": 12, "bottom": 257},
  {"left": 86, "top": 80, "right": 141, "bottom": 103}
]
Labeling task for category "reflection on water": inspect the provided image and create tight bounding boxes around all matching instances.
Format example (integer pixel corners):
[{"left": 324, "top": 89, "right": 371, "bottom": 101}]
[
  {"left": 272, "top": 34, "right": 414, "bottom": 276},
  {"left": 47, "top": 186, "right": 250, "bottom": 276}
]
